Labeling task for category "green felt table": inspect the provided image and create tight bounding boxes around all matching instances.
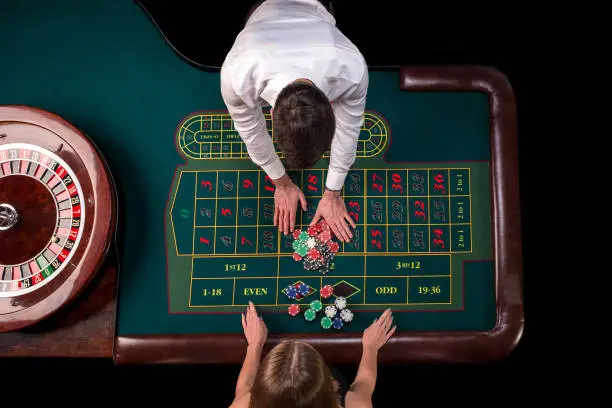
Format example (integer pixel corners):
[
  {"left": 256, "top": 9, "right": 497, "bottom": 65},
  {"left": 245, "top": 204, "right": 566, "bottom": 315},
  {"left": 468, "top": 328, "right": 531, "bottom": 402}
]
[
  {"left": 168, "top": 111, "right": 481, "bottom": 317},
  {"left": 0, "top": 0, "right": 523, "bottom": 364}
]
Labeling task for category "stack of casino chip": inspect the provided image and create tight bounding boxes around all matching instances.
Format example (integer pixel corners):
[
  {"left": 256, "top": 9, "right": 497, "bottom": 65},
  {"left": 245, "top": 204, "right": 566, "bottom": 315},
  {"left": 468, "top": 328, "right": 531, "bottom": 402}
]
[
  {"left": 323, "top": 296, "right": 353, "bottom": 329},
  {"left": 284, "top": 282, "right": 311, "bottom": 300},
  {"left": 299, "top": 299, "right": 323, "bottom": 322},
  {"left": 285, "top": 282, "right": 354, "bottom": 328},
  {"left": 291, "top": 220, "right": 340, "bottom": 274}
]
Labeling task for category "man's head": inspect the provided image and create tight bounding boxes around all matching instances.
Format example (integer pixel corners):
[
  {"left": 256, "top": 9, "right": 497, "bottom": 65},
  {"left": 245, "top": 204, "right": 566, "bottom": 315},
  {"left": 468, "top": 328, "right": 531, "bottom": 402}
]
[{"left": 272, "top": 80, "right": 335, "bottom": 169}]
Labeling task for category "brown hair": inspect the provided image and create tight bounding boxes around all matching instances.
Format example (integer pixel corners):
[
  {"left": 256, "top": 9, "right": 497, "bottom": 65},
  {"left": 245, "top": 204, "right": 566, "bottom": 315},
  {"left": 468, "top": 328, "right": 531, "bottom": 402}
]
[
  {"left": 272, "top": 81, "right": 335, "bottom": 169},
  {"left": 249, "top": 340, "right": 339, "bottom": 408}
]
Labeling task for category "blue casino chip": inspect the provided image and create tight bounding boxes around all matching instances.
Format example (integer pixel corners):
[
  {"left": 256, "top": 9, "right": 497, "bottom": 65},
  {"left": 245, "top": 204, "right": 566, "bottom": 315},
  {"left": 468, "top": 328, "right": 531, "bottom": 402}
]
[
  {"left": 297, "top": 283, "right": 310, "bottom": 296},
  {"left": 285, "top": 285, "right": 298, "bottom": 299},
  {"left": 332, "top": 316, "right": 344, "bottom": 330}
]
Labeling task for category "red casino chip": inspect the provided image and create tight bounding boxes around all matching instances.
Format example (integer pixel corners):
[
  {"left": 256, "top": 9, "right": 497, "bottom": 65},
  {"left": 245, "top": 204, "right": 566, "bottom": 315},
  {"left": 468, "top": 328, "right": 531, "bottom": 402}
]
[
  {"left": 292, "top": 253, "right": 302, "bottom": 261},
  {"left": 288, "top": 304, "right": 300, "bottom": 316},
  {"left": 307, "top": 248, "right": 321, "bottom": 260},
  {"left": 319, "top": 230, "right": 332, "bottom": 242},
  {"left": 328, "top": 241, "right": 339, "bottom": 253},
  {"left": 320, "top": 284, "right": 334, "bottom": 298}
]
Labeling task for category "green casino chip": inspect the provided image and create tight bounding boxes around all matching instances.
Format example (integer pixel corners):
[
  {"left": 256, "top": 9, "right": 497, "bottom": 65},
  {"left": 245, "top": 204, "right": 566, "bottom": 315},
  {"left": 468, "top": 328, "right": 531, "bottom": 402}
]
[
  {"left": 310, "top": 300, "right": 322, "bottom": 312},
  {"left": 292, "top": 240, "right": 302, "bottom": 251},
  {"left": 321, "top": 316, "right": 332, "bottom": 329},
  {"left": 296, "top": 244, "right": 309, "bottom": 257},
  {"left": 304, "top": 308, "right": 316, "bottom": 321}
]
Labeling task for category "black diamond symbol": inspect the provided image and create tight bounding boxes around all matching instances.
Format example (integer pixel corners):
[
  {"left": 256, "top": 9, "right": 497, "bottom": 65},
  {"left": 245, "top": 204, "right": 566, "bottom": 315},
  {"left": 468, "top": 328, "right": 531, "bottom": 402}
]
[{"left": 332, "top": 280, "right": 361, "bottom": 299}]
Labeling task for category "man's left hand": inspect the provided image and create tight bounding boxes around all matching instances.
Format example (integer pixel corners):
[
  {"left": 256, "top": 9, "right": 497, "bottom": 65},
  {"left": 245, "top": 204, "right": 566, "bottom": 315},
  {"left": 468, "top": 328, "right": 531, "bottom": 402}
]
[{"left": 310, "top": 189, "right": 356, "bottom": 242}]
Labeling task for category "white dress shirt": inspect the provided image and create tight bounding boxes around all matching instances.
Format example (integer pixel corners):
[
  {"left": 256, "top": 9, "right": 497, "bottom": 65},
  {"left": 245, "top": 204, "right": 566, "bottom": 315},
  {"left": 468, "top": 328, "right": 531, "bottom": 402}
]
[{"left": 220, "top": 0, "right": 368, "bottom": 191}]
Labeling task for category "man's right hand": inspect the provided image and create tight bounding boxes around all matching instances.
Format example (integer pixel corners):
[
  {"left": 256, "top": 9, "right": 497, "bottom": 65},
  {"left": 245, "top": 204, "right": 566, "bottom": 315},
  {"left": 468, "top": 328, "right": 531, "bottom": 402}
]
[{"left": 273, "top": 173, "right": 307, "bottom": 236}]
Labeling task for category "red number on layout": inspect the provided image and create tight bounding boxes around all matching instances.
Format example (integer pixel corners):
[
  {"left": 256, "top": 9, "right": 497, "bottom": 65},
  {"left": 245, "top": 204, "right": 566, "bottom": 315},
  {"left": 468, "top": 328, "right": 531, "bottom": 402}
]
[
  {"left": 371, "top": 173, "right": 383, "bottom": 182},
  {"left": 433, "top": 238, "right": 445, "bottom": 248},
  {"left": 264, "top": 176, "right": 275, "bottom": 192}
]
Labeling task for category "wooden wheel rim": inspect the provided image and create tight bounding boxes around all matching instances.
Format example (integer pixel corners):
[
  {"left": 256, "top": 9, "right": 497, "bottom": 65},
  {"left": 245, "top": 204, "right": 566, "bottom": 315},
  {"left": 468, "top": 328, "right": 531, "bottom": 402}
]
[{"left": 0, "top": 105, "right": 116, "bottom": 332}]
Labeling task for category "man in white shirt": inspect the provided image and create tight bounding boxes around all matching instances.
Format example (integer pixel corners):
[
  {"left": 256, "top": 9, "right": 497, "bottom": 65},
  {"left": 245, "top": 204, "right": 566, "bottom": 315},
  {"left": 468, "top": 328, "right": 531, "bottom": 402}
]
[{"left": 220, "top": 0, "right": 368, "bottom": 243}]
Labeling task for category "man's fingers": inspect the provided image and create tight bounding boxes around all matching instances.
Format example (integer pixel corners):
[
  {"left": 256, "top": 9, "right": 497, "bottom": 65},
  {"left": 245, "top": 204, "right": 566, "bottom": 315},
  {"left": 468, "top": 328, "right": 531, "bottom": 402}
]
[
  {"left": 299, "top": 191, "right": 308, "bottom": 211},
  {"left": 277, "top": 209, "right": 284, "bottom": 234},
  {"left": 284, "top": 210, "right": 290, "bottom": 235},
  {"left": 328, "top": 222, "right": 342, "bottom": 241},
  {"left": 274, "top": 205, "right": 279, "bottom": 227},
  {"left": 310, "top": 210, "right": 322, "bottom": 226},
  {"left": 241, "top": 313, "right": 246, "bottom": 331},
  {"left": 339, "top": 219, "right": 353, "bottom": 240},
  {"left": 335, "top": 219, "right": 351, "bottom": 242},
  {"left": 386, "top": 325, "right": 397, "bottom": 340},
  {"left": 338, "top": 224, "right": 350, "bottom": 242},
  {"left": 345, "top": 212, "right": 357, "bottom": 229},
  {"left": 332, "top": 221, "right": 348, "bottom": 243},
  {"left": 289, "top": 206, "right": 296, "bottom": 233}
]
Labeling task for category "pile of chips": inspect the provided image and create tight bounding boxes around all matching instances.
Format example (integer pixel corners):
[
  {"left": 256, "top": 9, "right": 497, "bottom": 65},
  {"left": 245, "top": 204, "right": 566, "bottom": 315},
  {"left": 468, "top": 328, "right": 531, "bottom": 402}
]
[
  {"left": 291, "top": 220, "right": 340, "bottom": 274},
  {"left": 284, "top": 220, "right": 355, "bottom": 328},
  {"left": 323, "top": 295, "right": 353, "bottom": 330},
  {"left": 284, "top": 282, "right": 313, "bottom": 301},
  {"left": 286, "top": 283, "right": 353, "bottom": 329}
]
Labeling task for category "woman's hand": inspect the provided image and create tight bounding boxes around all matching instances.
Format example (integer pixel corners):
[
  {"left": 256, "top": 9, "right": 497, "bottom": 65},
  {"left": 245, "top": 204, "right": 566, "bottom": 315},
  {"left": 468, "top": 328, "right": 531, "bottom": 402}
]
[
  {"left": 362, "top": 308, "right": 396, "bottom": 352},
  {"left": 241, "top": 301, "right": 268, "bottom": 349}
]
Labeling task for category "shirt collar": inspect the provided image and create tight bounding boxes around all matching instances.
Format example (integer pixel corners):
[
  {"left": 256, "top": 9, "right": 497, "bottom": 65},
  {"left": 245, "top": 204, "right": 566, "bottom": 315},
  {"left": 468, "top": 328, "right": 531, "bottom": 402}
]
[{"left": 262, "top": 70, "right": 326, "bottom": 107}]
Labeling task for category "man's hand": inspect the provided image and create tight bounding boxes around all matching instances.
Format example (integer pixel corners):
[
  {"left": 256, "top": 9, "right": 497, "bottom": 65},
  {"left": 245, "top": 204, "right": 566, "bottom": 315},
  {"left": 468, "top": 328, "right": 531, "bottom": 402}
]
[
  {"left": 273, "top": 173, "right": 307, "bottom": 236},
  {"left": 241, "top": 301, "right": 268, "bottom": 350},
  {"left": 310, "top": 189, "right": 356, "bottom": 242}
]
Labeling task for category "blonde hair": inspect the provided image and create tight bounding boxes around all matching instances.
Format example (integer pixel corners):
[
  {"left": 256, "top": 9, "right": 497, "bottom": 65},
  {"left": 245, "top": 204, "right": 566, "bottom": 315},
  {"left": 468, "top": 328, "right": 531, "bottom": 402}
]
[{"left": 249, "top": 340, "right": 339, "bottom": 408}]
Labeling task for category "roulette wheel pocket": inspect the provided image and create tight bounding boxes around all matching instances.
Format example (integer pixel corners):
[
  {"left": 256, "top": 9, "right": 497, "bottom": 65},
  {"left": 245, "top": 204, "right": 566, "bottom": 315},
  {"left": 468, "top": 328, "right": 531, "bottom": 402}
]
[{"left": 0, "top": 105, "right": 117, "bottom": 332}]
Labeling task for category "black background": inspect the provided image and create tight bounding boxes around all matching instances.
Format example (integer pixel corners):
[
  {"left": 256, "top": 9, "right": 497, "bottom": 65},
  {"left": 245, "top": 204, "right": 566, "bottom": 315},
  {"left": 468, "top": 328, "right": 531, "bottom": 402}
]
[{"left": 2, "top": 0, "right": 543, "bottom": 405}]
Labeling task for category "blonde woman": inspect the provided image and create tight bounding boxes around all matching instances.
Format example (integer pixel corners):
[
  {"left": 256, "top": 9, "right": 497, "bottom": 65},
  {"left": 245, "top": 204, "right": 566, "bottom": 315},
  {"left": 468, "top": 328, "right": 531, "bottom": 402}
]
[{"left": 230, "top": 301, "right": 396, "bottom": 408}]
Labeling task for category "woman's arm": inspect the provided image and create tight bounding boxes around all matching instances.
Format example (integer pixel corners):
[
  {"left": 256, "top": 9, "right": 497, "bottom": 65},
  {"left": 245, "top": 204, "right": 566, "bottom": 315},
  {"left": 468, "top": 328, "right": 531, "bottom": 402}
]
[
  {"left": 345, "top": 309, "right": 396, "bottom": 408},
  {"left": 230, "top": 301, "right": 268, "bottom": 405},
  {"left": 348, "top": 346, "right": 378, "bottom": 401},
  {"left": 234, "top": 343, "right": 264, "bottom": 399}
]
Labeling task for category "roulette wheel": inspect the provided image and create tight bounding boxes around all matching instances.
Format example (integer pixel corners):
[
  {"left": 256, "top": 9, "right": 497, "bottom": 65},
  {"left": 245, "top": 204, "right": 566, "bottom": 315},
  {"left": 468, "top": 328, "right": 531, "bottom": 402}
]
[{"left": 0, "top": 105, "right": 117, "bottom": 332}]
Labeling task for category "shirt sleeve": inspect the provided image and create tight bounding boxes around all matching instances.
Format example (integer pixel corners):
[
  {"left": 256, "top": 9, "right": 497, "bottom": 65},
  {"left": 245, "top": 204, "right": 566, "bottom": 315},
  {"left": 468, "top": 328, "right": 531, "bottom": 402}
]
[
  {"left": 325, "top": 67, "right": 369, "bottom": 191},
  {"left": 220, "top": 64, "right": 286, "bottom": 180}
]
